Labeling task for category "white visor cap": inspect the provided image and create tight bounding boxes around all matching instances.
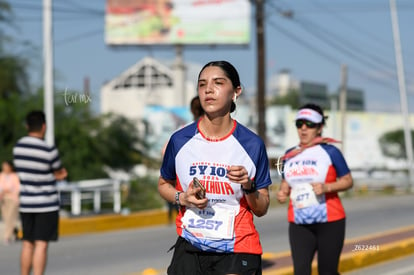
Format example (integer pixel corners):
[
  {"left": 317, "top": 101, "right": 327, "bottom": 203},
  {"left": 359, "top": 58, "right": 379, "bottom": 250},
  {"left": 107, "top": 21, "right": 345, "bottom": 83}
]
[{"left": 296, "top": 108, "right": 323, "bottom": 123}]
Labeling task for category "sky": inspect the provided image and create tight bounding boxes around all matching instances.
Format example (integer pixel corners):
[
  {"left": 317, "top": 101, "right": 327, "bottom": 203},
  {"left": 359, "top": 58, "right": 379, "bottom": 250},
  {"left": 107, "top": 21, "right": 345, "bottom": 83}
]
[{"left": 7, "top": 0, "right": 414, "bottom": 114}]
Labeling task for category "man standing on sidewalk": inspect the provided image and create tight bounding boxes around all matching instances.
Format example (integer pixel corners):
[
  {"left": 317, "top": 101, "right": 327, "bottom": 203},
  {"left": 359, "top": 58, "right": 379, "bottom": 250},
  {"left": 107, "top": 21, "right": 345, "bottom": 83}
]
[{"left": 13, "top": 110, "right": 68, "bottom": 275}]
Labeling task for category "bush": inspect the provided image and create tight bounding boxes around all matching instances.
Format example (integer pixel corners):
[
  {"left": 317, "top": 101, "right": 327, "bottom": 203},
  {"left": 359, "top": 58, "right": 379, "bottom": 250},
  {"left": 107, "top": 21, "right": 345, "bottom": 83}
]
[{"left": 123, "top": 176, "right": 164, "bottom": 211}]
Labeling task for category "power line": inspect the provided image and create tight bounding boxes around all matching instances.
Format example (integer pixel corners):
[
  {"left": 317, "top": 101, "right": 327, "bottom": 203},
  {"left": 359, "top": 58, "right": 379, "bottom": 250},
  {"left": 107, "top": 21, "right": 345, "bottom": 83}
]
[
  {"left": 12, "top": 2, "right": 104, "bottom": 16},
  {"left": 267, "top": 2, "right": 399, "bottom": 77},
  {"left": 309, "top": 1, "right": 394, "bottom": 54},
  {"left": 266, "top": 2, "right": 413, "bottom": 95},
  {"left": 56, "top": 0, "right": 105, "bottom": 15},
  {"left": 307, "top": 0, "right": 414, "bottom": 68},
  {"left": 11, "top": 1, "right": 104, "bottom": 45},
  {"left": 55, "top": 28, "right": 103, "bottom": 46},
  {"left": 266, "top": 19, "right": 342, "bottom": 66},
  {"left": 282, "top": 1, "right": 414, "bottom": 14},
  {"left": 266, "top": 18, "right": 409, "bottom": 95},
  {"left": 294, "top": 18, "right": 397, "bottom": 75},
  {"left": 17, "top": 15, "right": 103, "bottom": 22}
]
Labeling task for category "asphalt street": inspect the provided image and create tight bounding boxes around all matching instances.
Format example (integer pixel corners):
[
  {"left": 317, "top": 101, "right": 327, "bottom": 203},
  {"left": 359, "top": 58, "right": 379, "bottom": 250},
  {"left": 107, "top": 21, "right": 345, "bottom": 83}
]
[{"left": 0, "top": 193, "right": 413, "bottom": 275}]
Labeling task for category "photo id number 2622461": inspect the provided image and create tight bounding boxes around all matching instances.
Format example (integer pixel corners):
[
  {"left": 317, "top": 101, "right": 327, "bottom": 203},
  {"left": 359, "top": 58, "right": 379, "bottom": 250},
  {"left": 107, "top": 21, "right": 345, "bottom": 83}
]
[{"left": 352, "top": 244, "right": 380, "bottom": 251}]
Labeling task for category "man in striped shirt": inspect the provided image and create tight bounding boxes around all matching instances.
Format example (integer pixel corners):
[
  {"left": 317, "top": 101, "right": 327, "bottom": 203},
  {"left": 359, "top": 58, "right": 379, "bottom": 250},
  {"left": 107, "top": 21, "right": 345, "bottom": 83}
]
[{"left": 13, "top": 110, "right": 67, "bottom": 275}]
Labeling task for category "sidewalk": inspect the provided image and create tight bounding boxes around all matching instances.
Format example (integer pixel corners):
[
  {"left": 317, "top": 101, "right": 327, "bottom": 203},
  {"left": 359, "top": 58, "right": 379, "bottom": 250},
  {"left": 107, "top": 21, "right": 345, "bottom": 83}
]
[{"left": 262, "top": 225, "right": 414, "bottom": 275}]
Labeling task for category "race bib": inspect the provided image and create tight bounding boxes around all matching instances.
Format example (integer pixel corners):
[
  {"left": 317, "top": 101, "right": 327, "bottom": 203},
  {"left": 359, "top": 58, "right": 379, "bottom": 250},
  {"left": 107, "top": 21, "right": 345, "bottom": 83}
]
[
  {"left": 181, "top": 206, "right": 235, "bottom": 240},
  {"left": 290, "top": 183, "right": 320, "bottom": 209}
]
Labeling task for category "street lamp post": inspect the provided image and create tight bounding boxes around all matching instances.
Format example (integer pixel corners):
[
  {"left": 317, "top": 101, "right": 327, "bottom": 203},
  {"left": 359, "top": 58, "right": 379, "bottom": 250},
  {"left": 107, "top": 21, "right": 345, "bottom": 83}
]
[
  {"left": 43, "top": 0, "right": 54, "bottom": 145},
  {"left": 390, "top": 0, "right": 414, "bottom": 192}
]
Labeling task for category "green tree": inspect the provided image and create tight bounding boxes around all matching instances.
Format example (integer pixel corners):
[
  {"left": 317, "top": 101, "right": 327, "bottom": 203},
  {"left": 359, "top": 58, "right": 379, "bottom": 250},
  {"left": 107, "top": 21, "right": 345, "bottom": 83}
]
[
  {"left": 0, "top": 1, "right": 11, "bottom": 24},
  {"left": 53, "top": 92, "right": 107, "bottom": 181},
  {"left": 0, "top": 54, "right": 29, "bottom": 98},
  {"left": 53, "top": 90, "right": 155, "bottom": 181},
  {"left": 0, "top": 1, "right": 31, "bottom": 98},
  {"left": 125, "top": 176, "right": 164, "bottom": 211},
  {"left": 0, "top": 88, "right": 155, "bottom": 181},
  {"left": 0, "top": 91, "right": 43, "bottom": 161},
  {"left": 269, "top": 89, "right": 300, "bottom": 108},
  {"left": 379, "top": 129, "right": 414, "bottom": 159},
  {"left": 94, "top": 113, "right": 149, "bottom": 171}
]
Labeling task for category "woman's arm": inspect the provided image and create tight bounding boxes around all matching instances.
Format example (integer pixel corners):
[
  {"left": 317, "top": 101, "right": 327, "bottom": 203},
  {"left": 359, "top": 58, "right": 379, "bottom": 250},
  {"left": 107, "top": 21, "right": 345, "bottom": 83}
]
[
  {"left": 326, "top": 173, "right": 353, "bottom": 193},
  {"left": 12, "top": 173, "right": 20, "bottom": 198},
  {"left": 313, "top": 173, "right": 353, "bottom": 195},
  {"left": 243, "top": 185, "right": 270, "bottom": 217},
  {"left": 226, "top": 166, "right": 270, "bottom": 217}
]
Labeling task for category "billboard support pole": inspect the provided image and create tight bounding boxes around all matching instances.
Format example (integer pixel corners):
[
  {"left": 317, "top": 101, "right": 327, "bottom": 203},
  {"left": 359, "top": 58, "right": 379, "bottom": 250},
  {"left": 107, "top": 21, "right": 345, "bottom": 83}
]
[
  {"left": 256, "top": 0, "right": 266, "bottom": 143},
  {"left": 173, "top": 44, "right": 186, "bottom": 107}
]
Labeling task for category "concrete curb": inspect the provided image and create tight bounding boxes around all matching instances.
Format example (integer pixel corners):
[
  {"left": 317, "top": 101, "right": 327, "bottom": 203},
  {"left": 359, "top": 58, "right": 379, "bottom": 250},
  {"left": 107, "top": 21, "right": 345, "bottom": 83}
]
[
  {"left": 339, "top": 237, "right": 414, "bottom": 273},
  {"left": 59, "top": 209, "right": 171, "bottom": 236}
]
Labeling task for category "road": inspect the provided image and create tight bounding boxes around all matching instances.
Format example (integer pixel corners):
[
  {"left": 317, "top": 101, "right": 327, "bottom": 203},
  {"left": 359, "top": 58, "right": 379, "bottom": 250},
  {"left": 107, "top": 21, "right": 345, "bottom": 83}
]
[{"left": 0, "top": 193, "right": 413, "bottom": 275}]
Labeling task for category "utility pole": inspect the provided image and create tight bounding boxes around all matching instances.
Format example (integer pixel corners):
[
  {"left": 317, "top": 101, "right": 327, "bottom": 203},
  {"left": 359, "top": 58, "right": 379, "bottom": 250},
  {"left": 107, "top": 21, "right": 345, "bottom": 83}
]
[
  {"left": 43, "top": 0, "right": 54, "bottom": 145},
  {"left": 256, "top": 0, "right": 266, "bottom": 142},
  {"left": 339, "top": 64, "right": 347, "bottom": 153},
  {"left": 173, "top": 44, "right": 186, "bottom": 107},
  {"left": 390, "top": 0, "right": 414, "bottom": 192}
]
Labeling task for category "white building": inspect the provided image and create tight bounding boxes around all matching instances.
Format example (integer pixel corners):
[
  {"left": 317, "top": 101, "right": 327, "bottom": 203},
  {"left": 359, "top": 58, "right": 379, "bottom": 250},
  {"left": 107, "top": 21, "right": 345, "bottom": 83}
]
[
  {"left": 101, "top": 57, "right": 201, "bottom": 157},
  {"left": 101, "top": 57, "right": 200, "bottom": 116},
  {"left": 268, "top": 69, "right": 300, "bottom": 98}
]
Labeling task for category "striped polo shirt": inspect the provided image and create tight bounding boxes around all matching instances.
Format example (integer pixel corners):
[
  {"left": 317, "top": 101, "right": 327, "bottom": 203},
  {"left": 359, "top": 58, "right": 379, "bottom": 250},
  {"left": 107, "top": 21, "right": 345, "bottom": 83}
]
[{"left": 13, "top": 136, "right": 62, "bottom": 213}]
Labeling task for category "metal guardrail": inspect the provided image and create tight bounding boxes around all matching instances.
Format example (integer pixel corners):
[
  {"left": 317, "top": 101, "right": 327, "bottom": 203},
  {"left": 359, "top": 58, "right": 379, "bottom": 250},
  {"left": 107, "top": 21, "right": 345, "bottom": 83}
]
[{"left": 57, "top": 179, "right": 121, "bottom": 216}]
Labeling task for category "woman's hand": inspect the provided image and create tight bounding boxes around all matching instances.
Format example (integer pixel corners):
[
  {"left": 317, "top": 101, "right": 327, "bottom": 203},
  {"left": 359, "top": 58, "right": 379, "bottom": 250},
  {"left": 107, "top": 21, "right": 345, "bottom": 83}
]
[
  {"left": 312, "top": 183, "right": 325, "bottom": 195},
  {"left": 226, "top": 165, "right": 251, "bottom": 189},
  {"left": 158, "top": 176, "right": 208, "bottom": 210},
  {"left": 277, "top": 180, "right": 290, "bottom": 204},
  {"left": 277, "top": 189, "right": 288, "bottom": 203},
  {"left": 180, "top": 180, "right": 209, "bottom": 209}
]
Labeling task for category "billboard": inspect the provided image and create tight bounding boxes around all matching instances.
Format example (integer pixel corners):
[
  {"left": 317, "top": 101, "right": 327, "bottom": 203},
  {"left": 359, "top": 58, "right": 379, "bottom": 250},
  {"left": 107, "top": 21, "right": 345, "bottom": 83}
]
[{"left": 105, "top": 0, "right": 251, "bottom": 45}]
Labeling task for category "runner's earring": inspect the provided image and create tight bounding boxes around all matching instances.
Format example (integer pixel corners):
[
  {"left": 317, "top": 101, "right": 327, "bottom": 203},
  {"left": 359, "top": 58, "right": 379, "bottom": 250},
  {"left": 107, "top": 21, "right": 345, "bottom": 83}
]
[{"left": 233, "top": 93, "right": 237, "bottom": 104}]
